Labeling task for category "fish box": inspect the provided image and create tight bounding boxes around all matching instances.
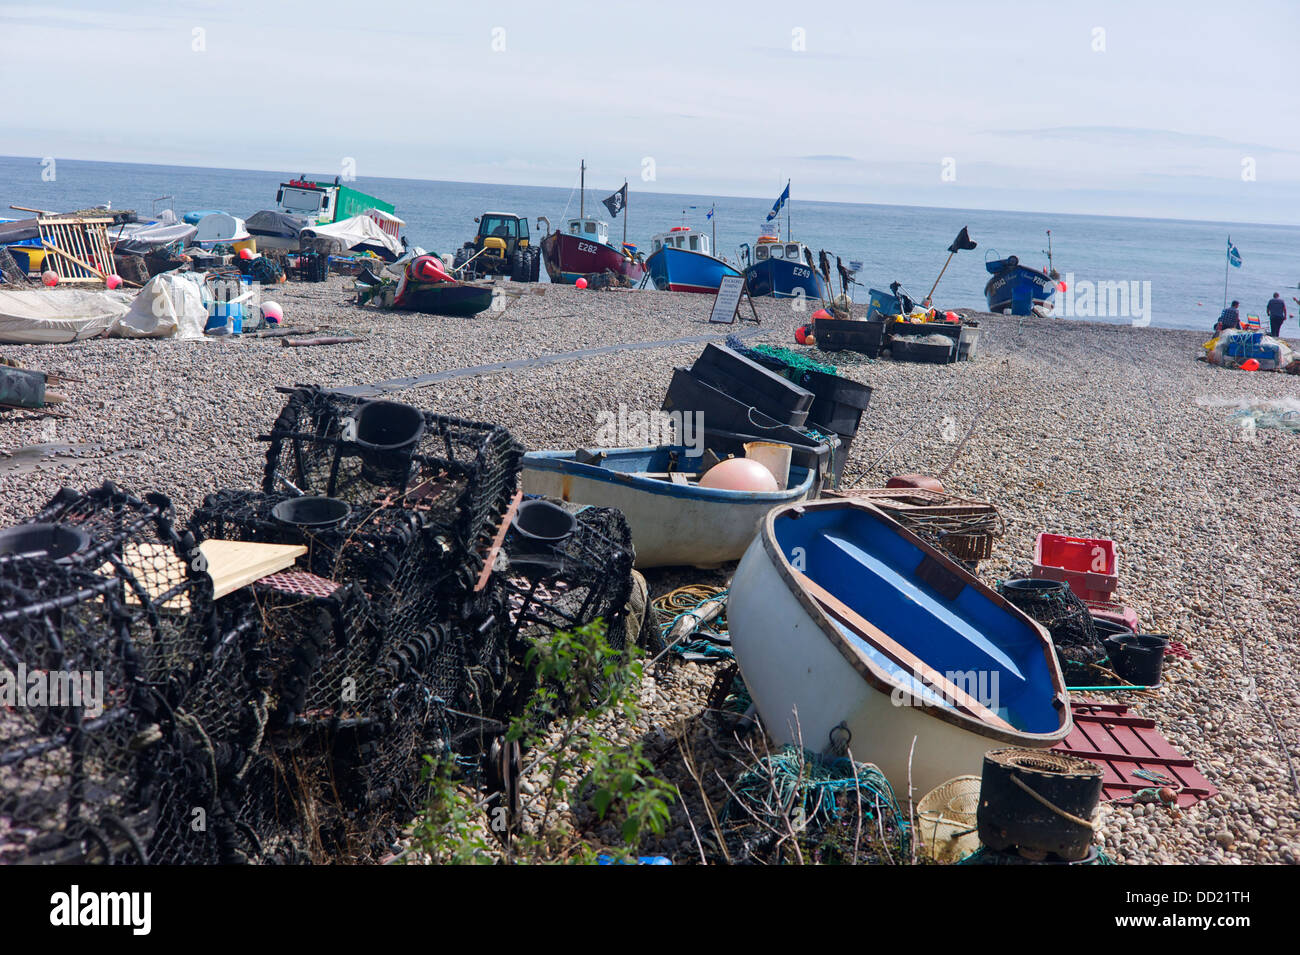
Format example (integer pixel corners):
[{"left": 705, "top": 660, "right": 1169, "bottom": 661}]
[
  {"left": 813, "top": 317, "right": 886, "bottom": 356},
  {"left": 690, "top": 343, "right": 814, "bottom": 424},
  {"left": 1030, "top": 533, "right": 1119, "bottom": 603},
  {"left": 889, "top": 336, "right": 956, "bottom": 364},
  {"left": 662, "top": 368, "right": 795, "bottom": 433},
  {"left": 804, "top": 370, "right": 873, "bottom": 436}
]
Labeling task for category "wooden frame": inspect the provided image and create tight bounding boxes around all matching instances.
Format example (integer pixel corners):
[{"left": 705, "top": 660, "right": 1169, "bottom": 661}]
[{"left": 37, "top": 217, "right": 115, "bottom": 284}]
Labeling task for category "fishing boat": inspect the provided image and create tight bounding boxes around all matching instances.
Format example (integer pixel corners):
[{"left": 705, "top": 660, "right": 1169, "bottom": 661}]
[
  {"left": 539, "top": 161, "right": 645, "bottom": 285},
  {"left": 728, "top": 498, "right": 1071, "bottom": 796},
  {"left": 741, "top": 230, "right": 829, "bottom": 299},
  {"left": 983, "top": 254, "right": 1059, "bottom": 315},
  {"left": 521, "top": 445, "right": 816, "bottom": 568},
  {"left": 387, "top": 254, "right": 494, "bottom": 316},
  {"left": 644, "top": 227, "right": 740, "bottom": 294}
]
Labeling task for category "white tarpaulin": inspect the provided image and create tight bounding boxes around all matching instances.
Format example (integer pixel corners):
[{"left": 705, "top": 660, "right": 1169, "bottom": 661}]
[
  {"left": 300, "top": 214, "right": 403, "bottom": 258},
  {"left": 111, "top": 272, "right": 208, "bottom": 339},
  {"left": 0, "top": 288, "right": 133, "bottom": 344}
]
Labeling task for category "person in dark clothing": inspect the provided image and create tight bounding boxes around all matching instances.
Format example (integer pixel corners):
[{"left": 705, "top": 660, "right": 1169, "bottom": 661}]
[
  {"left": 1266, "top": 292, "right": 1288, "bottom": 337},
  {"left": 1215, "top": 300, "right": 1241, "bottom": 333}
]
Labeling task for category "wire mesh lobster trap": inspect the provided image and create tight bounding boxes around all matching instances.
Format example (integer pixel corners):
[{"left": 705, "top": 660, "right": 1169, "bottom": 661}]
[
  {"left": 20, "top": 482, "right": 218, "bottom": 700},
  {"left": 0, "top": 559, "right": 150, "bottom": 864},
  {"left": 260, "top": 386, "right": 522, "bottom": 561}
]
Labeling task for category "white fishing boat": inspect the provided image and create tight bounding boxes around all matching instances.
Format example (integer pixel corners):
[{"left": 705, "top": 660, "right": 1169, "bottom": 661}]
[
  {"left": 521, "top": 444, "right": 817, "bottom": 569},
  {"left": 727, "top": 498, "right": 1071, "bottom": 798}
]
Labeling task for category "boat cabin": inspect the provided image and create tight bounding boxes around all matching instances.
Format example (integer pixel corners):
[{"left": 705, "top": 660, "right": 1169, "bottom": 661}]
[
  {"left": 754, "top": 238, "right": 807, "bottom": 263},
  {"left": 650, "top": 226, "right": 713, "bottom": 256},
  {"left": 567, "top": 217, "right": 610, "bottom": 246}
]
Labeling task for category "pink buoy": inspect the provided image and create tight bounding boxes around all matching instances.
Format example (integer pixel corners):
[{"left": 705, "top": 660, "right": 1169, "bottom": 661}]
[
  {"left": 238, "top": 248, "right": 253, "bottom": 260},
  {"left": 41, "top": 270, "right": 59, "bottom": 287},
  {"left": 697, "top": 458, "right": 779, "bottom": 493},
  {"left": 1057, "top": 280, "right": 1068, "bottom": 293},
  {"left": 262, "top": 301, "right": 283, "bottom": 324},
  {"left": 105, "top": 274, "right": 123, "bottom": 290},
  {"left": 575, "top": 277, "right": 588, "bottom": 289}
]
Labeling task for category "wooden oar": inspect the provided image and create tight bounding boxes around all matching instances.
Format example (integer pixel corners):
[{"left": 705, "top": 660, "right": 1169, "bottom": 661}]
[{"left": 793, "top": 570, "right": 1015, "bottom": 731}]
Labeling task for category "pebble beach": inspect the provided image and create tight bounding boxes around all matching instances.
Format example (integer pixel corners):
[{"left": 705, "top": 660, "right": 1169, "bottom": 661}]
[{"left": 2, "top": 277, "right": 1297, "bottom": 865}]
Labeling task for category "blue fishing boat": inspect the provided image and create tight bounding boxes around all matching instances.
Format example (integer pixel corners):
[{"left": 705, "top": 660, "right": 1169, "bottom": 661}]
[
  {"left": 728, "top": 498, "right": 1071, "bottom": 795},
  {"left": 984, "top": 254, "right": 1059, "bottom": 315},
  {"left": 521, "top": 444, "right": 816, "bottom": 568},
  {"left": 645, "top": 227, "right": 740, "bottom": 294},
  {"left": 742, "top": 232, "right": 829, "bottom": 300}
]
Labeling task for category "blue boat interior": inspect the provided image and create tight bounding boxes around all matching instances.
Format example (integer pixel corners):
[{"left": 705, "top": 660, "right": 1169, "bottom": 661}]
[{"left": 775, "top": 506, "right": 1061, "bottom": 733}]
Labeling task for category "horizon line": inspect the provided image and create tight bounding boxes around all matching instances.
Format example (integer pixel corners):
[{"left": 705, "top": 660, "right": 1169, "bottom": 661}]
[{"left": 1, "top": 153, "right": 1295, "bottom": 232}]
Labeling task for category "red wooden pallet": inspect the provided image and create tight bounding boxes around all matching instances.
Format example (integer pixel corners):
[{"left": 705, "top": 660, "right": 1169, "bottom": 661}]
[{"left": 1054, "top": 701, "right": 1217, "bottom": 808}]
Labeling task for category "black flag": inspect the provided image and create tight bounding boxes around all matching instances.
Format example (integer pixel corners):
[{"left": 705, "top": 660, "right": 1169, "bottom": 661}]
[
  {"left": 602, "top": 184, "right": 627, "bottom": 218},
  {"left": 947, "top": 226, "right": 977, "bottom": 253}
]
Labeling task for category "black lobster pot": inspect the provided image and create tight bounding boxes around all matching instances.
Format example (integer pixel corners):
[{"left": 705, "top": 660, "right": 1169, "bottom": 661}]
[
  {"left": 977, "top": 748, "right": 1103, "bottom": 862},
  {"left": 351, "top": 400, "right": 426, "bottom": 486}
]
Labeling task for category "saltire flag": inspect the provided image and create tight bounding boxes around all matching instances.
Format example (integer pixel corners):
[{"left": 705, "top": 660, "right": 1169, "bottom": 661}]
[
  {"left": 1227, "top": 238, "right": 1242, "bottom": 268},
  {"left": 602, "top": 184, "right": 627, "bottom": 218},
  {"left": 947, "top": 226, "right": 977, "bottom": 253},
  {"left": 706, "top": 204, "right": 714, "bottom": 220},
  {"left": 766, "top": 181, "right": 790, "bottom": 222}
]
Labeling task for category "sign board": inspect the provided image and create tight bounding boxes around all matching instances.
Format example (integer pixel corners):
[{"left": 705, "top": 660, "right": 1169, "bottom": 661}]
[{"left": 709, "top": 274, "right": 745, "bottom": 324}]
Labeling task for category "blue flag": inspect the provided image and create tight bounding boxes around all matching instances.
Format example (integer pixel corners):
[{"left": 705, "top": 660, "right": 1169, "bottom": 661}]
[
  {"left": 1227, "top": 238, "right": 1242, "bottom": 268},
  {"left": 706, "top": 204, "right": 714, "bottom": 221},
  {"left": 766, "top": 181, "right": 790, "bottom": 222}
]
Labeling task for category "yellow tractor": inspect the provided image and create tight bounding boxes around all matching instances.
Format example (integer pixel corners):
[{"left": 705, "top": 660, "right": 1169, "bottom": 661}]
[{"left": 453, "top": 212, "right": 540, "bottom": 281}]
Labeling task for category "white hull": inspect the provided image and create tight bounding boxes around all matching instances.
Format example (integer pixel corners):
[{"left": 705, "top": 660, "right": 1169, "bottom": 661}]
[
  {"left": 728, "top": 528, "right": 1067, "bottom": 801},
  {"left": 521, "top": 466, "right": 811, "bottom": 569}
]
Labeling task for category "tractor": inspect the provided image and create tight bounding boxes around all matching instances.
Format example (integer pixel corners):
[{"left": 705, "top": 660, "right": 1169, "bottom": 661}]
[{"left": 453, "top": 212, "right": 540, "bottom": 282}]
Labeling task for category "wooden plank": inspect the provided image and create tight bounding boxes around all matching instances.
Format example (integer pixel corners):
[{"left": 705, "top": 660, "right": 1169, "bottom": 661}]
[
  {"left": 793, "top": 570, "right": 1016, "bottom": 731},
  {"left": 199, "top": 539, "right": 307, "bottom": 599},
  {"left": 669, "top": 472, "right": 690, "bottom": 485},
  {"left": 474, "top": 486, "right": 522, "bottom": 593}
]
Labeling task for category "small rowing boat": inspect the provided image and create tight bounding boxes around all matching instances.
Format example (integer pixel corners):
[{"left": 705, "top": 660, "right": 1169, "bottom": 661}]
[
  {"left": 728, "top": 498, "right": 1071, "bottom": 797},
  {"left": 521, "top": 444, "right": 816, "bottom": 568}
]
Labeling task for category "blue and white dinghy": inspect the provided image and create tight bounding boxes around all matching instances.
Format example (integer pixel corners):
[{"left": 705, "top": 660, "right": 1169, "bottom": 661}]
[
  {"left": 521, "top": 445, "right": 816, "bottom": 569},
  {"left": 728, "top": 498, "right": 1071, "bottom": 797}
]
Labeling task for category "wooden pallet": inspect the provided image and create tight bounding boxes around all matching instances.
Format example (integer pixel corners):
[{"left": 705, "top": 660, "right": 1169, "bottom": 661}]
[{"left": 37, "top": 216, "right": 114, "bottom": 284}]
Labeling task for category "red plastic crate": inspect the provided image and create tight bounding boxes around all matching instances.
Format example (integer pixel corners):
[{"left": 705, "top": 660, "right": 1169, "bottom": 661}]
[
  {"left": 1031, "top": 532, "right": 1119, "bottom": 602},
  {"left": 1083, "top": 599, "right": 1138, "bottom": 632}
]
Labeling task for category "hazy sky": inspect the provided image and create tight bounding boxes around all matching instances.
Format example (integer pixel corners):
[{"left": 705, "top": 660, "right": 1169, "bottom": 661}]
[{"left": 2, "top": 0, "right": 1297, "bottom": 223}]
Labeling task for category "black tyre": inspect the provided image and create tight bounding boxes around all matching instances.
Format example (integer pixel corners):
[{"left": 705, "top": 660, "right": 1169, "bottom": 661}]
[
  {"left": 510, "top": 248, "right": 526, "bottom": 282},
  {"left": 452, "top": 246, "right": 472, "bottom": 273},
  {"left": 528, "top": 247, "right": 540, "bottom": 282}
]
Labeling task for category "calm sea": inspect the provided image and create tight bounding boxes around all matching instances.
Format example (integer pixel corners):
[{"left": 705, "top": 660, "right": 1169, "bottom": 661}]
[{"left": 3, "top": 155, "right": 1296, "bottom": 332}]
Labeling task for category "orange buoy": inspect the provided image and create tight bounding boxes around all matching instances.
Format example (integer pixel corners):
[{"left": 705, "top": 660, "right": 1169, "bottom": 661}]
[{"left": 1241, "top": 358, "right": 1260, "bottom": 371}]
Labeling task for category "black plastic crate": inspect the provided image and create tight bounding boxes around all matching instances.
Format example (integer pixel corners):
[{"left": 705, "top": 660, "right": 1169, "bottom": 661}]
[
  {"left": 813, "top": 317, "right": 886, "bottom": 356},
  {"left": 690, "top": 343, "right": 814, "bottom": 424},
  {"left": 890, "top": 336, "right": 957, "bottom": 364},
  {"left": 662, "top": 368, "right": 794, "bottom": 434}
]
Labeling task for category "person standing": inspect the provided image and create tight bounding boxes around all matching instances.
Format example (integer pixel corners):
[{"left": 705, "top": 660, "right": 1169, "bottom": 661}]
[{"left": 1266, "top": 292, "right": 1288, "bottom": 337}]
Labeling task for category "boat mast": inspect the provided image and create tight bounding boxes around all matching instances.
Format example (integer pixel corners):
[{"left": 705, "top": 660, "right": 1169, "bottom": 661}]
[
  {"left": 622, "top": 179, "right": 628, "bottom": 250},
  {"left": 580, "top": 159, "right": 585, "bottom": 219}
]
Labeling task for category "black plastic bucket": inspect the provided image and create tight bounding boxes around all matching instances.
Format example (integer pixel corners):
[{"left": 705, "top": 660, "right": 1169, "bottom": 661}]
[
  {"left": 1090, "top": 616, "right": 1134, "bottom": 640},
  {"left": 1001, "top": 578, "right": 1069, "bottom": 598},
  {"left": 271, "top": 495, "right": 352, "bottom": 529},
  {"left": 1103, "top": 632, "right": 1169, "bottom": 687},
  {"left": 353, "top": 400, "right": 426, "bottom": 485},
  {"left": 0, "top": 523, "right": 91, "bottom": 563},
  {"left": 510, "top": 499, "right": 577, "bottom": 554}
]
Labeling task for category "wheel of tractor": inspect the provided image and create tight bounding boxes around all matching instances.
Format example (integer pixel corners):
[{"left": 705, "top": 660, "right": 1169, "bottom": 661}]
[
  {"left": 528, "top": 248, "right": 540, "bottom": 282},
  {"left": 510, "top": 248, "right": 526, "bottom": 282}
]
